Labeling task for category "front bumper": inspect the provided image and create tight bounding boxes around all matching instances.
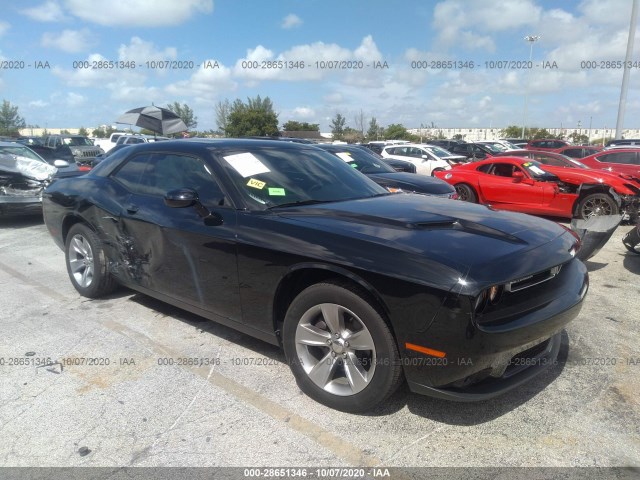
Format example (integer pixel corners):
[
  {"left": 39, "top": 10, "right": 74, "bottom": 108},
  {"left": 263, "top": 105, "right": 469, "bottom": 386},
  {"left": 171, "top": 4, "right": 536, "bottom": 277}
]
[{"left": 400, "top": 258, "right": 588, "bottom": 401}]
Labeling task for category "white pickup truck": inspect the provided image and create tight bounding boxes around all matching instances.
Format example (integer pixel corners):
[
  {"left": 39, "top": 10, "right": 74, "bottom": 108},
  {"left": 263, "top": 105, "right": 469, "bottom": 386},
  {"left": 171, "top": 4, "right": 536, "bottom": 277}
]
[{"left": 94, "top": 132, "right": 133, "bottom": 153}]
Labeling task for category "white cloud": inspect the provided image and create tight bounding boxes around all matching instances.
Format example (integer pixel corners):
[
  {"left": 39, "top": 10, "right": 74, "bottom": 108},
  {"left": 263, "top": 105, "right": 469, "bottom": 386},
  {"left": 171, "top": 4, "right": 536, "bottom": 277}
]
[
  {"left": 281, "top": 14, "right": 302, "bottom": 29},
  {"left": 0, "top": 21, "right": 9, "bottom": 37},
  {"left": 41, "top": 29, "right": 93, "bottom": 53},
  {"left": 21, "top": 1, "right": 66, "bottom": 22},
  {"left": 29, "top": 100, "right": 49, "bottom": 108},
  {"left": 63, "top": 0, "right": 213, "bottom": 26},
  {"left": 433, "top": 0, "right": 541, "bottom": 51},
  {"left": 165, "top": 61, "right": 237, "bottom": 101},
  {"left": 233, "top": 36, "right": 385, "bottom": 85},
  {"left": 118, "top": 37, "right": 177, "bottom": 63},
  {"left": 51, "top": 91, "right": 87, "bottom": 107}
]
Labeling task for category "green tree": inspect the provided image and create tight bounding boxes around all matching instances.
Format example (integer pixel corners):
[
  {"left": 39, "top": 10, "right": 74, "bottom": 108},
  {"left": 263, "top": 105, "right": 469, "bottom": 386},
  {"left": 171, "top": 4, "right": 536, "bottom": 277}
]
[
  {"left": 366, "top": 117, "right": 380, "bottom": 140},
  {"left": 499, "top": 125, "right": 525, "bottom": 139},
  {"left": 384, "top": 123, "right": 411, "bottom": 140},
  {"left": 330, "top": 113, "right": 346, "bottom": 140},
  {"left": 60, "top": 129, "right": 70, "bottom": 134},
  {"left": 0, "top": 100, "right": 26, "bottom": 136},
  {"left": 214, "top": 99, "right": 231, "bottom": 136},
  {"left": 225, "top": 95, "right": 279, "bottom": 137},
  {"left": 568, "top": 132, "right": 589, "bottom": 144},
  {"left": 78, "top": 127, "right": 88, "bottom": 136},
  {"left": 342, "top": 127, "right": 364, "bottom": 143},
  {"left": 282, "top": 121, "right": 319, "bottom": 131},
  {"left": 167, "top": 101, "right": 198, "bottom": 129}
]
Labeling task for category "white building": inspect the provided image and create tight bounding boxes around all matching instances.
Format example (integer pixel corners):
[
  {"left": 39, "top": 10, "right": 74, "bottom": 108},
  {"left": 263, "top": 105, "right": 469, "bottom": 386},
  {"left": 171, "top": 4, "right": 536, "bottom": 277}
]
[{"left": 407, "top": 127, "right": 640, "bottom": 143}]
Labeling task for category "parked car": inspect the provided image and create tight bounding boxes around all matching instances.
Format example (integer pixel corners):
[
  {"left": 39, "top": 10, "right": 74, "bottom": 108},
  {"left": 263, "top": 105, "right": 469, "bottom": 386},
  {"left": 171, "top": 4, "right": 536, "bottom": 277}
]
[
  {"left": 448, "top": 142, "right": 500, "bottom": 161},
  {"left": 353, "top": 145, "right": 417, "bottom": 173},
  {"left": 44, "top": 134, "right": 104, "bottom": 166},
  {"left": 605, "top": 138, "right": 640, "bottom": 148},
  {"left": 477, "top": 140, "right": 519, "bottom": 151},
  {"left": 495, "top": 149, "right": 592, "bottom": 169},
  {"left": 526, "top": 139, "right": 571, "bottom": 151},
  {"left": 316, "top": 144, "right": 457, "bottom": 198},
  {"left": 579, "top": 149, "right": 640, "bottom": 181},
  {"left": 381, "top": 144, "right": 452, "bottom": 175},
  {"left": 0, "top": 141, "right": 78, "bottom": 215},
  {"left": 435, "top": 156, "right": 640, "bottom": 220},
  {"left": 548, "top": 145, "right": 602, "bottom": 159},
  {"left": 428, "top": 139, "right": 466, "bottom": 151},
  {"left": 43, "top": 139, "right": 588, "bottom": 411},
  {"left": 115, "top": 134, "right": 170, "bottom": 146}
]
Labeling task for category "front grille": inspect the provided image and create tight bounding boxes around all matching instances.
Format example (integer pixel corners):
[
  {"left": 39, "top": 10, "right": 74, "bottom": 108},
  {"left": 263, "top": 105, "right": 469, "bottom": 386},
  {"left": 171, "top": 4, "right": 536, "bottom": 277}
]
[
  {"left": 505, "top": 265, "right": 562, "bottom": 292},
  {"left": 80, "top": 150, "right": 101, "bottom": 158}
]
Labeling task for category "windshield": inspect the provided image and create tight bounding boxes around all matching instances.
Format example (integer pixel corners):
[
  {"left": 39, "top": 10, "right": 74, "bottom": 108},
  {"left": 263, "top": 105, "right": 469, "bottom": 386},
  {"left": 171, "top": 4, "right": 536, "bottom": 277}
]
[
  {"left": 426, "top": 146, "right": 456, "bottom": 158},
  {"left": 521, "top": 161, "right": 559, "bottom": 181},
  {"left": 62, "top": 137, "right": 94, "bottom": 146},
  {"left": 214, "top": 146, "right": 387, "bottom": 210},
  {"left": 0, "top": 145, "right": 46, "bottom": 162},
  {"left": 321, "top": 147, "right": 396, "bottom": 174},
  {"left": 482, "top": 144, "right": 503, "bottom": 154},
  {"left": 564, "top": 156, "right": 589, "bottom": 169}
]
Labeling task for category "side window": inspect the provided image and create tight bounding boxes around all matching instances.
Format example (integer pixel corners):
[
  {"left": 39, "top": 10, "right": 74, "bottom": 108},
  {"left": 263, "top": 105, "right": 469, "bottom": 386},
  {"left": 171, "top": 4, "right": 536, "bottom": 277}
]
[
  {"left": 562, "top": 148, "right": 581, "bottom": 158},
  {"left": 477, "top": 164, "right": 493, "bottom": 174},
  {"left": 112, "top": 154, "right": 153, "bottom": 193},
  {"left": 143, "top": 154, "right": 225, "bottom": 205},
  {"left": 552, "top": 141, "right": 565, "bottom": 149},
  {"left": 599, "top": 152, "right": 638, "bottom": 165}
]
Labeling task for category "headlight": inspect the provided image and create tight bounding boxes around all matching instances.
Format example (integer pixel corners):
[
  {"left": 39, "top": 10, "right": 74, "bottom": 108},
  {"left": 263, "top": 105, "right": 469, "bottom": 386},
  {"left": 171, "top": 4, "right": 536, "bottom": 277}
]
[
  {"left": 72, "top": 148, "right": 81, "bottom": 156},
  {"left": 474, "top": 284, "right": 503, "bottom": 315}
]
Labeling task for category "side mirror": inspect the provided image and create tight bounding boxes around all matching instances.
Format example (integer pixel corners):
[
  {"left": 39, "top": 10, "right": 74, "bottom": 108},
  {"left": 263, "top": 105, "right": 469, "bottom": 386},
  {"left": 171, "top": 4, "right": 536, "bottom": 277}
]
[
  {"left": 164, "top": 188, "right": 198, "bottom": 208},
  {"left": 164, "top": 188, "right": 224, "bottom": 226},
  {"left": 512, "top": 171, "right": 525, "bottom": 182},
  {"left": 53, "top": 159, "right": 69, "bottom": 168}
]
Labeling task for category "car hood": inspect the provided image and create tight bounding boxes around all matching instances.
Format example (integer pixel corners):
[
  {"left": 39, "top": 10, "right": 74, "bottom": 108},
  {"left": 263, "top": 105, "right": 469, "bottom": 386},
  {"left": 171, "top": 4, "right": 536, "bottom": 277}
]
[
  {"left": 274, "top": 194, "right": 577, "bottom": 295},
  {"left": 543, "top": 166, "right": 633, "bottom": 190},
  {"left": 367, "top": 172, "right": 455, "bottom": 195}
]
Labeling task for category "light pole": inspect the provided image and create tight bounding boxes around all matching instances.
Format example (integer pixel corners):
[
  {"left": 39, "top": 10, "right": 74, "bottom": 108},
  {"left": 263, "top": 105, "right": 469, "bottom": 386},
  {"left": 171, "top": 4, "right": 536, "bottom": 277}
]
[
  {"left": 521, "top": 35, "right": 541, "bottom": 139},
  {"left": 615, "top": 0, "right": 638, "bottom": 139}
]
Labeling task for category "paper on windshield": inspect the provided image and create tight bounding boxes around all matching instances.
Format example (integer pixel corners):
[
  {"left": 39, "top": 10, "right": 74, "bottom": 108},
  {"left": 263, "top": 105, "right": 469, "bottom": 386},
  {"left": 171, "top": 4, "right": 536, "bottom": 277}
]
[
  {"left": 223, "top": 152, "right": 270, "bottom": 177},
  {"left": 528, "top": 165, "right": 547, "bottom": 175},
  {"left": 335, "top": 152, "right": 353, "bottom": 162}
]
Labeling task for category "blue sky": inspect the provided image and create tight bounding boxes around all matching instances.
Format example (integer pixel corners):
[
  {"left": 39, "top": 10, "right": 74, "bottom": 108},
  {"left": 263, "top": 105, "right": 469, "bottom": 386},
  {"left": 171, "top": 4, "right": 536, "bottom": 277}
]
[{"left": 0, "top": 0, "right": 638, "bottom": 133}]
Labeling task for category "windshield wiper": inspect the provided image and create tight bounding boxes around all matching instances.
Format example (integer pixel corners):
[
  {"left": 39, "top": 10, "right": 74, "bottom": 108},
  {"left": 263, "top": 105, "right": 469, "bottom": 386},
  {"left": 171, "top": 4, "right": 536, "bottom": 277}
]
[{"left": 267, "top": 199, "right": 334, "bottom": 209}]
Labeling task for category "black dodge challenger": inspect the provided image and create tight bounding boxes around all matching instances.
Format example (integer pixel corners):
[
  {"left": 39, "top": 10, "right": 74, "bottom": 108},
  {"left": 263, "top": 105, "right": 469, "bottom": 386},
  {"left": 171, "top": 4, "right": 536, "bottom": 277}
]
[{"left": 43, "top": 139, "right": 588, "bottom": 412}]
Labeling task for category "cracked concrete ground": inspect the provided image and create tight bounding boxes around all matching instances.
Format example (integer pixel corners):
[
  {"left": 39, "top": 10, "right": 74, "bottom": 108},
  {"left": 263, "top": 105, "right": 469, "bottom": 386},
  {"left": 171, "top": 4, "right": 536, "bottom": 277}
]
[{"left": 0, "top": 214, "right": 638, "bottom": 471}]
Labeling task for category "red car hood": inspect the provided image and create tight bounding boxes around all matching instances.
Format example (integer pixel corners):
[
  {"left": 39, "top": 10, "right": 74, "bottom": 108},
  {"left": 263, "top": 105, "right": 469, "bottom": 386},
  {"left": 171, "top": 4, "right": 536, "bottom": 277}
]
[{"left": 542, "top": 166, "right": 640, "bottom": 193}]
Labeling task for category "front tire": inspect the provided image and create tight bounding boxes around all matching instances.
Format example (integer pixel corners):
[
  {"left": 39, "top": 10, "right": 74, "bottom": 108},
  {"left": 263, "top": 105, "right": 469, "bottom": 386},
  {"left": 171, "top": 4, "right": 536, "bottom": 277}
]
[
  {"left": 283, "top": 282, "right": 402, "bottom": 412},
  {"left": 577, "top": 193, "right": 618, "bottom": 219},
  {"left": 65, "top": 223, "right": 116, "bottom": 298}
]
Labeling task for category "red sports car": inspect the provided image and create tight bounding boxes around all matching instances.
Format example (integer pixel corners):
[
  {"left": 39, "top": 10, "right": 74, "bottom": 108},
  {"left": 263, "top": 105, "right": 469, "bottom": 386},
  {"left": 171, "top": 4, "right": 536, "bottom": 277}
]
[
  {"left": 579, "top": 149, "right": 640, "bottom": 181},
  {"left": 435, "top": 156, "right": 640, "bottom": 220}
]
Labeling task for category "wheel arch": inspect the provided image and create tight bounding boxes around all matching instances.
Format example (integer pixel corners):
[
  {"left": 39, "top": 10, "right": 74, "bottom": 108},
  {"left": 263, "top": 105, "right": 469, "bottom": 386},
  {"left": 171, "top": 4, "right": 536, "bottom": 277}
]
[
  {"left": 61, "top": 214, "right": 92, "bottom": 244},
  {"left": 272, "top": 263, "right": 392, "bottom": 347},
  {"left": 571, "top": 184, "right": 620, "bottom": 218}
]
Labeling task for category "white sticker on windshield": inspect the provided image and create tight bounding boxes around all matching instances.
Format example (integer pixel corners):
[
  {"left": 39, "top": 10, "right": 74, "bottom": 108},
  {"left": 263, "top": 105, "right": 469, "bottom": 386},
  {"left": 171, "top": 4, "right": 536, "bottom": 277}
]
[
  {"left": 223, "top": 152, "right": 271, "bottom": 177},
  {"left": 529, "top": 165, "right": 546, "bottom": 175},
  {"left": 335, "top": 152, "right": 352, "bottom": 162}
]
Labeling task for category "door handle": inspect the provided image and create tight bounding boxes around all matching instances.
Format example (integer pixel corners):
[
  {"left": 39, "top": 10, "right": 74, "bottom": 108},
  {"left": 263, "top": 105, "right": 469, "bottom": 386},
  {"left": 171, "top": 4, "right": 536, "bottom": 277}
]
[{"left": 126, "top": 204, "right": 139, "bottom": 214}]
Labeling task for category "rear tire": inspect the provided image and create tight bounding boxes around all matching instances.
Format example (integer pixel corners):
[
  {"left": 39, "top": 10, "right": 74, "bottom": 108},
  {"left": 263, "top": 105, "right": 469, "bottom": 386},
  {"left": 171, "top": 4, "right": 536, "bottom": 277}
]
[
  {"left": 577, "top": 193, "right": 618, "bottom": 220},
  {"left": 283, "top": 281, "right": 403, "bottom": 412},
  {"left": 455, "top": 183, "right": 477, "bottom": 203},
  {"left": 65, "top": 223, "right": 116, "bottom": 298}
]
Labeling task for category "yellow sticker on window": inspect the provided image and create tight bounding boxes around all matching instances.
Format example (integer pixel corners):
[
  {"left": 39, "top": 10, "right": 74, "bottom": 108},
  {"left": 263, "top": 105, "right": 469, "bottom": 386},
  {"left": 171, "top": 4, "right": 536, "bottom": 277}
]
[
  {"left": 268, "top": 187, "right": 286, "bottom": 196},
  {"left": 247, "top": 178, "right": 266, "bottom": 189}
]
